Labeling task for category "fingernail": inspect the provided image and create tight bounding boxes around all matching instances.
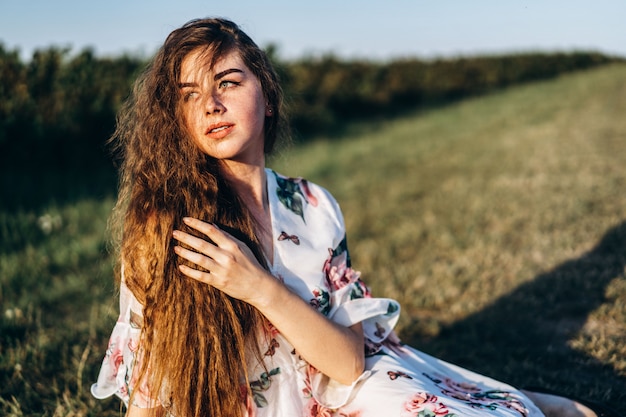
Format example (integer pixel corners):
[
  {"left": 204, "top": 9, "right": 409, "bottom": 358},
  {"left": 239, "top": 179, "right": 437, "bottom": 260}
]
[
  {"left": 172, "top": 230, "right": 180, "bottom": 238},
  {"left": 182, "top": 217, "right": 191, "bottom": 224}
]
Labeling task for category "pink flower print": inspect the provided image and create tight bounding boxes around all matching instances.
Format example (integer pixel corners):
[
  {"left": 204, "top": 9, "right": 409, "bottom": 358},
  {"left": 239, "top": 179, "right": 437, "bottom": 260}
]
[
  {"left": 338, "top": 411, "right": 363, "bottom": 417},
  {"left": 505, "top": 401, "right": 530, "bottom": 417},
  {"left": 431, "top": 402, "right": 453, "bottom": 416},
  {"left": 307, "top": 364, "right": 321, "bottom": 379},
  {"left": 402, "top": 392, "right": 454, "bottom": 417},
  {"left": 262, "top": 320, "right": 280, "bottom": 339},
  {"left": 130, "top": 372, "right": 155, "bottom": 408},
  {"left": 274, "top": 173, "right": 319, "bottom": 221},
  {"left": 297, "top": 178, "right": 318, "bottom": 207},
  {"left": 441, "top": 377, "right": 480, "bottom": 394},
  {"left": 306, "top": 398, "right": 333, "bottom": 417},
  {"left": 107, "top": 338, "right": 124, "bottom": 378},
  {"left": 301, "top": 364, "right": 319, "bottom": 399},
  {"left": 128, "top": 337, "right": 139, "bottom": 353},
  {"left": 125, "top": 348, "right": 157, "bottom": 408},
  {"left": 310, "top": 287, "right": 330, "bottom": 315},
  {"left": 403, "top": 392, "right": 431, "bottom": 412},
  {"left": 118, "top": 384, "right": 128, "bottom": 398},
  {"left": 302, "top": 385, "right": 313, "bottom": 399},
  {"left": 425, "top": 372, "right": 528, "bottom": 416},
  {"left": 323, "top": 248, "right": 360, "bottom": 291}
]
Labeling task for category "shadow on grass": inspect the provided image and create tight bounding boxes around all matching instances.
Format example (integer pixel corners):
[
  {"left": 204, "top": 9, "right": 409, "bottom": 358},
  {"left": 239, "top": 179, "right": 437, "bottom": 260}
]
[{"left": 404, "top": 220, "right": 626, "bottom": 412}]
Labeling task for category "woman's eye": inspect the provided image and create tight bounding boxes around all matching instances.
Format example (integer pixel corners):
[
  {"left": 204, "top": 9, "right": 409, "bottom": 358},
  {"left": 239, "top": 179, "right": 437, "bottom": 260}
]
[
  {"left": 219, "top": 80, "right": 240, "bottom": 89},
  {"left": 183, "top": 91, "right": 199, "bottom": 102}
]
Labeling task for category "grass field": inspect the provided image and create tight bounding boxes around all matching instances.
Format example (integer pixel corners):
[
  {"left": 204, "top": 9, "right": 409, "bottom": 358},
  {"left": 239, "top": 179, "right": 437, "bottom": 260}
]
[{"left": 2, "top": 63, "right": 625, "bottom": 415}]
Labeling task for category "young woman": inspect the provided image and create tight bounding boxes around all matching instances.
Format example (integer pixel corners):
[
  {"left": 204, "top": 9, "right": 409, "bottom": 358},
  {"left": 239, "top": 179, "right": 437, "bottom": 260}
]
[{"left": 92, "top": 17, "right": 603, "bottom": 417}]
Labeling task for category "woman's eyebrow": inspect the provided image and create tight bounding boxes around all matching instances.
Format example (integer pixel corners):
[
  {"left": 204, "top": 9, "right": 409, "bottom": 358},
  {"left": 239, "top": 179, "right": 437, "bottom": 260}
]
[
  {"left": 177, "top": 68, "right": 243, "bottom": 88},
  {"left": 213, "top": 68, "right": 243, "bottom": 80}
]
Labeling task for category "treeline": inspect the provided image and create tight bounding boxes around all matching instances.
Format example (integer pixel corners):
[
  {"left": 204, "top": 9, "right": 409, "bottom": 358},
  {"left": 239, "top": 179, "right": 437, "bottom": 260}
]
[
  {"left": 0, "top": 46, "right": 142, "bottom": 174},
  {"left": 284, "top": 51, "right": 618, "bottom": 135},
  {"left": 0, "top": 45, "right": 145, "bottom": 209},
  {"left": 0, "top": 43, "right": 620, "bottom": 208}
]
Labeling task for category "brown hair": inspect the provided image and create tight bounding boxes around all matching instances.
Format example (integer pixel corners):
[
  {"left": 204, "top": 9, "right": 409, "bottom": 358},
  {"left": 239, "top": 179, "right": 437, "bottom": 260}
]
[{"left": 108, "top": 18, "right": 286, "bottom": 416}]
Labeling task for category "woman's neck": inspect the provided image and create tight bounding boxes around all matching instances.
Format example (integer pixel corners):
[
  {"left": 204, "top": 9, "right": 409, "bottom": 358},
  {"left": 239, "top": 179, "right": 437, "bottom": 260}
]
[
  {"left": 220, "top": 161, "right": 268, "bottom": 213},
  {"left": 219, "top": 160, "right": 273, "bottom": 264}
]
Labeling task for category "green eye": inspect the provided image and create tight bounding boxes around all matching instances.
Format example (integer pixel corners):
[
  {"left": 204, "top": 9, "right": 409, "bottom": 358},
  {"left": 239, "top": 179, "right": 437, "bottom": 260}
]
[
  {"left": 219, "top": 80, "right": 240, "bottom": 88},
  {"left": 183, "top": 91, "right": 198, "bottom": 102}
]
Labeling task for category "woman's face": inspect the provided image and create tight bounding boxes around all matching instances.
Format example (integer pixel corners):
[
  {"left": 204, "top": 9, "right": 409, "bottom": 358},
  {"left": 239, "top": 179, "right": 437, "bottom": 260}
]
[{"left": 179, "top": 48, "right": 270, "bottom": 166}]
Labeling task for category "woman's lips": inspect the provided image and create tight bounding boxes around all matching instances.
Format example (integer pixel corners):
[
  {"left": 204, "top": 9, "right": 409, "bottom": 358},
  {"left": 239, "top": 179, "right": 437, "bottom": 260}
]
[{"left": 205, "top": 123, "right": 234, "bottom": 139}]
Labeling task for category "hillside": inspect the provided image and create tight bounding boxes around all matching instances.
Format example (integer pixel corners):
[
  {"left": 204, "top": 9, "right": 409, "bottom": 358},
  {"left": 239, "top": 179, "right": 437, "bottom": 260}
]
[{"left": 2, "top": 63, "right": 625, "bottom": 414}]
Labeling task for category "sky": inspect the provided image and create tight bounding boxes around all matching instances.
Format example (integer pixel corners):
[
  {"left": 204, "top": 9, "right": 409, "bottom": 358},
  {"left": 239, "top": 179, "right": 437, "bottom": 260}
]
[{"left": 1, "top": 0, "right": 625, "bottom": 61}]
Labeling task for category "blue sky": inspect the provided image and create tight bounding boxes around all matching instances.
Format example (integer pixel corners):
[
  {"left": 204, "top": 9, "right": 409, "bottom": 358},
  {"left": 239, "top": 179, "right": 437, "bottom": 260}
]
[{"left": 1, "top": 0, "right": 625, "bottom": 60}]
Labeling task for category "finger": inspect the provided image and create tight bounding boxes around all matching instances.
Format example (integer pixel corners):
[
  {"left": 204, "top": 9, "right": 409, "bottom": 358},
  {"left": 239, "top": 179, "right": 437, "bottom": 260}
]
[
  {"left": 172, "top": 229, "right": 218, "bottom": 256},
  {"left": 178, "top": 264, "right": 212, "bottom": 285},
  {"left": 174, "top": 245, "right": 214, "bottom": 272},
  {"left": 182, "top": 217, "right": 239, "bottom": 249},
  {"left": 181, "top": 217, "right": 213, "bottom": 236}
]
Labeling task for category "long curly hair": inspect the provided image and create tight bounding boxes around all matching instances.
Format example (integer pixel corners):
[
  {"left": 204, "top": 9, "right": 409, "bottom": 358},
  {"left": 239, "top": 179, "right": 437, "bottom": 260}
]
[{"left": 108, "top": 18, "right": 287, "bottom": 416}]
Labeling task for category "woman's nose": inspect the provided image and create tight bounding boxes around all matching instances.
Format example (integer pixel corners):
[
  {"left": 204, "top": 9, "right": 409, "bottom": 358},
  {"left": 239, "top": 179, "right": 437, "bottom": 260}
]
[{"left": 204, "top": 93, "right": 225, "bottom": 115}]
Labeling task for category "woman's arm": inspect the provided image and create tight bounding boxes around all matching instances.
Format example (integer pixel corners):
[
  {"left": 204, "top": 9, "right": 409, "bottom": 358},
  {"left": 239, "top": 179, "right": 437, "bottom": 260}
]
[
  {"left": 173, "top": 217, "right": 365, "bottom": 385},
  {"left": 254, "top": 279, "right": 365, "bottom": 385}
]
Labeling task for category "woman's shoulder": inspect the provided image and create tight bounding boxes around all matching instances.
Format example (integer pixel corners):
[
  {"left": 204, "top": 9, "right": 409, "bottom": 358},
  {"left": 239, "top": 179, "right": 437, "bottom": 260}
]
[
  {"left": 266, "top": 168, "right": 342, "bottom": 217},
  {"left": 267, "top": 169, "right": 344, "bottom": 228}
]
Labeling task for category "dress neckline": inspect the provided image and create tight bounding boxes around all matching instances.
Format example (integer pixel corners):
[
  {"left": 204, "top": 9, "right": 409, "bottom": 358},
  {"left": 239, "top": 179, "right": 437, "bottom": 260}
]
[{"left": 263, "top": 168, "right": 276, "bottom": 270}]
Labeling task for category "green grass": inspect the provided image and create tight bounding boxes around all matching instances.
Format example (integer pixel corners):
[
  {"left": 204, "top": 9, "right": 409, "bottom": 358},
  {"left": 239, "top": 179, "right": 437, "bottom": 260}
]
[
  {"left": 0, "top": 199, "right": 122, "bottom": 416},
  {"left": 2, "top": 63, "right": 626, "bottom": 415},
  {"left": 272, "top": 63, "right": 626, "bottom": 410}
]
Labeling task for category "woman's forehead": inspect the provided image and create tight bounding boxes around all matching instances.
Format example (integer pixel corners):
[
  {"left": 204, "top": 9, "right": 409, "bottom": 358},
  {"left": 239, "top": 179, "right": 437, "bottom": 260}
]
[{"left": 180, "top": 48, "right": 243, "bottom": 81}]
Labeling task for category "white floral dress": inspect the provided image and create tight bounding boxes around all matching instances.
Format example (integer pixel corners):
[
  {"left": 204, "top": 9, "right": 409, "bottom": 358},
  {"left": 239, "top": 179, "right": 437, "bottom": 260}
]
[{"left": 92, "top": 168, "right": 545, "bottom": 417}]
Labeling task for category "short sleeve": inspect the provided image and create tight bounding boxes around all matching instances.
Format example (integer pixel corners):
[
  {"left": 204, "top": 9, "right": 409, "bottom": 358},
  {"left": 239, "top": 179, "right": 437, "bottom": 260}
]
[
  {"left": 320, "top": 220, "right": 401, "bottom": 347},
  {"left": 331, "top": 296, "right": 401, "bottom": 344},
  {"left": 91, "top": 277, "right": 156, "bottom": 409}
]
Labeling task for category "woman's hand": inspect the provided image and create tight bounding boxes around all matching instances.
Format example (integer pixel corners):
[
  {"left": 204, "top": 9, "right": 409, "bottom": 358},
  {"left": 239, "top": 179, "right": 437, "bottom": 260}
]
[
  {"left": 172, "top": 217, "right": 273, "bottom": 306},
  {"left": 173, "top": 216, "right": 365, "bottom": 385}
]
